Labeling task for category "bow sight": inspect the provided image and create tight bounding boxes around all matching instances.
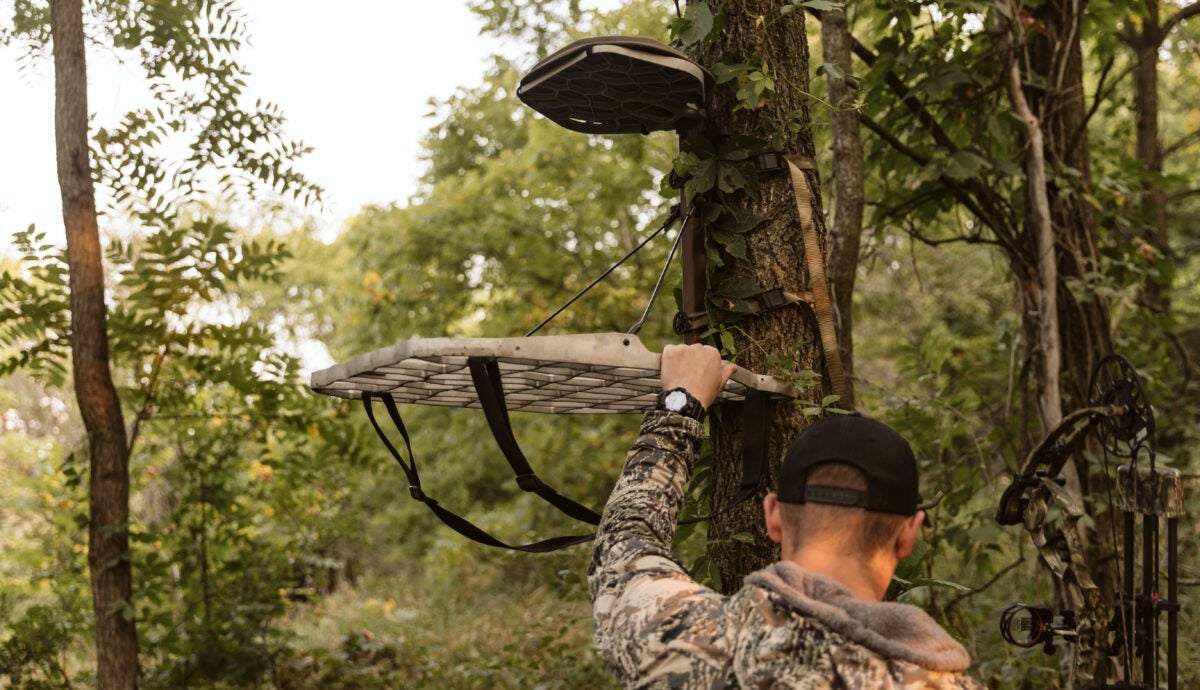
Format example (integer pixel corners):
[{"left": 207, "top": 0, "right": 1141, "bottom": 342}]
[
  {"left": 996, "top": 354, "right": 1183, "bottom": 690},
  {"left": 1000, "top": 603, "right": 1078, "bottom": 654}
]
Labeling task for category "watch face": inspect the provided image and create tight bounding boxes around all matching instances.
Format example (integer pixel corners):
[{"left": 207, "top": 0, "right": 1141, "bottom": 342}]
[{"left": 665, "top": 390, "right": 688, "bottom": 411}]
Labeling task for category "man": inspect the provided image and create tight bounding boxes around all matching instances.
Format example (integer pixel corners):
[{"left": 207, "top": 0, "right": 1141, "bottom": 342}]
[{"left": 589, "top": 343, "right": 980, "bottom": 689}]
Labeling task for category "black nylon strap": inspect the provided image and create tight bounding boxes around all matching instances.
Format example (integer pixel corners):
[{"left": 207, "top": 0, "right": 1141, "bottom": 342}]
[
  {"left": 738, "top": 388, "right": 770, "bottom": 498},
  {"left": 467, "top": 357, "right": 603, "bottom": 525},
  {"left": 681, "top": 389, "right": 772, "bottom": 524},
  {"left": 361, "top": 392, "right": 595, "bottom": 552},
  {"left": 360, "top": 383, "right": 771, "bottom": 551}
]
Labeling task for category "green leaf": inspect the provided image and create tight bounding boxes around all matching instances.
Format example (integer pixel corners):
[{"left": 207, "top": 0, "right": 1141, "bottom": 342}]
[
  {"left": 709, "top": 229, "right": 748, "bottom": 259},
  {"left": 906, "top": 577, "right": 973, "bottom": 592},
  {"left": 922, "top": 68, "right": 971, "bottom": 98},
  {"left": 713, "top": 276, "right": 764, "bottom": 299},
  {"left": 716, "top": 160, "right": 753, "bottom": 194},
  {"left": 674, "top": 2, "right": 714, "bottom": 48},
  {"left": 710, "top": 61, "right": 749, "bottom": 85},
  {"left": 712, "top": 210, "right": 769, "bottom": 235},
  {"left": 941, "top": 150, "right": 991, "bottom": 180},
  {"left": 790, "top": 0, "right": 843, "bottom": 11},
  {"left": 719, "top": 329, "right": 736, "bottom": 356},
  {"left": 684, "top": 159, "right": 718, "bottom": 199}
]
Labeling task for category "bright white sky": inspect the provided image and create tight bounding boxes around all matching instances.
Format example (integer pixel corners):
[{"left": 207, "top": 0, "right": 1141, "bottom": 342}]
[{"left": 0, "top": 1, "right": 524, "bottom": 251}]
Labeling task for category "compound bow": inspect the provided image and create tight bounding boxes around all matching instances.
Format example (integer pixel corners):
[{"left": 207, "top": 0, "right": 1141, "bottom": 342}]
[{"left": 995, "top": 354, "right": 1183, "bottom": 689}]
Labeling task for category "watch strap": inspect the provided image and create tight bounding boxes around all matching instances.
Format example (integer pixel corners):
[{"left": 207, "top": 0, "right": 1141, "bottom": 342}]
[{"left": 656, "top": 387, "right": 706, "bottom": 421}]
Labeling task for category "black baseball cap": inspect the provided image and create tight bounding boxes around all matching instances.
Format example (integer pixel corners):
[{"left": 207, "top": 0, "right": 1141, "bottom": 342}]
[{"left": 777, "top": 415, "right": 944, "bottom": 515}]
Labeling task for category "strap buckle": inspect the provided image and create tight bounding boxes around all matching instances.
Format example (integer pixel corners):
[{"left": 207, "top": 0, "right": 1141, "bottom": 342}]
[{"left": 673, "top": 309, "right": 709, "bottom": 336}]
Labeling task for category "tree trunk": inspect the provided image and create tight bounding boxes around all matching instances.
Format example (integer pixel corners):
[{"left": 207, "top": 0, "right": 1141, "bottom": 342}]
[
  {"left": 1127, "top": 0, "right": 1172, "bottom": 311},
  {"left": 821, "top": 5, "right": 865, "bottom": 392},
  {"left": 1023, "top": 0, "right": 1114, "bottom": 412},
  {"left": 1004, "top": 32, "right": 1063, "bottom": 434},
  {"left": 1017, "top": 1, "right": 1118, "bottom": 684},
  {"left": 691, "top": 0, "right": 831, "bottom": 592},
  {"left": 50, "top": 0, "right": 138, "bottom": 687}
]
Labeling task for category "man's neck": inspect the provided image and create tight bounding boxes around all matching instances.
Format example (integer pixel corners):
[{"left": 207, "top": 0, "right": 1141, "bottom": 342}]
[{"left": 787, "top": 548, "right": 893, "bottom": 601}]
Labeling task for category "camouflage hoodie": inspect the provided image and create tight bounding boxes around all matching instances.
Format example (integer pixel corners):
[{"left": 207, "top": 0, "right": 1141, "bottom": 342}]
[{"left": 589, "top": 411, "right": 981, "bottom": 689}]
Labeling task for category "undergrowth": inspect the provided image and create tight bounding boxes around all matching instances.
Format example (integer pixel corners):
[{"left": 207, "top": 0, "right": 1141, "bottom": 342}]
[{"left": 274, "top": 550, "right": 617, "bottom": 689}]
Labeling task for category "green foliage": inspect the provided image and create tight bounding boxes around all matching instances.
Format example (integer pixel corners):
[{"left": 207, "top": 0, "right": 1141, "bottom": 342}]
[
  {"left": 0, "top": 214, "right": 372, "bottom": 686},
  {"left": 0, "top": 228, "right": 70, "bottom": 386},
  {"left": 323, "top": 62, "right": 680, "bottom": 353},
  {"left": 671, "top": 2, "right": 715, "bottom": 50},
  {"left": 887, "top": 540, "right": 972, "bottom": 601},
  {"left": 469, "top": 0, "right": 600, "bottom": 59},
  {"left": 5, "top": 0, "right": 1199, "bottom": 687},
  {"left": 711, "top": 54, "right": 776, "bottom": 110},
  {"left": 272, "top": 559, "right": 616, "bottom": 689},
  {"left": 0, "top": 605, "right": 80, "bottom": 689},
  {"left": 0, "top": 431, "right": 93, "bottom": 689},
  {"left": 5, "top": 0, "right": 323, "bottom": 227}
]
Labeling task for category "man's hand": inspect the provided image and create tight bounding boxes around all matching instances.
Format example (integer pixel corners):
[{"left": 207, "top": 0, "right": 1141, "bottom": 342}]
[{"left": 660, "top": 344, "right": 738, "bottom": 410}]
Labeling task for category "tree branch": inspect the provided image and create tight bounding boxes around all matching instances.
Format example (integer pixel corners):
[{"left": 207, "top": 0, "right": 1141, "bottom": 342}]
[
  {"left": 1163, "top": 127, "right": 1200, "bottom": 158},
  {"left": 857, "top": 113, "right": 930, "bottom": 165},
  {"left": 1081, "top": 55, "right": 1121, "bottom": 134},
  {"left": 1161, "top": 2, "right": 1200, "bottom": 41},
  {"left": 1002, "top": 3, "right": 1063, "bottom": 431},
  {"left": 1165, "top": 186, "right": 1200, "bottom": 202},
  {"left": 126, "top": 345, "right": 169, "bottom": 452},
  {"left": 848, "top": 36, "right": 962, "bottom": 154},
  {"left": 948, "top": 553, "right": 1027, "bottom": 608},
  {"left": 859, "top": 114, "right": 1014, "bottom": 251}
]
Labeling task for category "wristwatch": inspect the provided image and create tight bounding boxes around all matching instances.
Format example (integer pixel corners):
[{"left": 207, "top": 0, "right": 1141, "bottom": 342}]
[{"left": 656, "top": 387, "right": 706, "bottom": 421}]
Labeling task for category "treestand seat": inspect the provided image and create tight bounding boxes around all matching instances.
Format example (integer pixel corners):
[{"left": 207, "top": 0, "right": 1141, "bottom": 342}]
[{"left": 517, "top": 36, "right": 713, "bottom": 135}]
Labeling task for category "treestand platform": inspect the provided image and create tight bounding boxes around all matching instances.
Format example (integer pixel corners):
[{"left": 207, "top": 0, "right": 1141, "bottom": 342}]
[{"left": 309, "top": 333, "right": 798, "bottom": 414}]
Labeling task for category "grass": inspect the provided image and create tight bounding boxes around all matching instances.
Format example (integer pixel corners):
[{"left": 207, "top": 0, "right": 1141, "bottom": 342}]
[{"left": 276, "top": 549, "right": 618, "bottom": 689}]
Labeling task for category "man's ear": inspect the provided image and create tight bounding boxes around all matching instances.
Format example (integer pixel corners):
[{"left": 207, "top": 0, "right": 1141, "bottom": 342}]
[
  {"left": 895, "top": 510, "right": 925, "bottom": 560},
  {"left": 763, "top": 493, "right": 784, "bottom": 544}
]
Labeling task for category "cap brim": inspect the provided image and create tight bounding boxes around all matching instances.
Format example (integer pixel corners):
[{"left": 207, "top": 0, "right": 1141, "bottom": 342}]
[{"left": 915, "top": 490, "right": 945, "bottom": 512}]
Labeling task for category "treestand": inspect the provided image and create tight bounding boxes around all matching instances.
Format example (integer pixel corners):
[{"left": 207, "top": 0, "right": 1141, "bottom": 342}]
[{"left": 312, "top": 37, "right": 799, "bottom": 551}]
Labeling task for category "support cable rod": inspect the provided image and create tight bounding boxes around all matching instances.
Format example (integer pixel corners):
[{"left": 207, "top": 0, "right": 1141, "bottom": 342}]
[
  {"left": 525, "top": 204, "right": 682, "bottom": 337},
  {"left": 628, "top": 205, "right": 693, "bottom": 335}
]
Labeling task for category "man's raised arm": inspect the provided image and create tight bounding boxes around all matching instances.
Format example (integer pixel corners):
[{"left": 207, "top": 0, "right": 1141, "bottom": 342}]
[{"left": 587, "top": 345, "right": 736, "bottom": 686}]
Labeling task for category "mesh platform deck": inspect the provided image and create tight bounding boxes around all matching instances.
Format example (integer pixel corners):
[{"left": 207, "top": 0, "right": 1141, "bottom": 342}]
[{"left": 310, "top": 333, "right": 798, "bottom": 414}]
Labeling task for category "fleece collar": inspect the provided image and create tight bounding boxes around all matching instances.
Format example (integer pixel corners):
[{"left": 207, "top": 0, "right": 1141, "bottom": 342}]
[{"left": 744, "top": 561, "right": 972, "bottom": 672}]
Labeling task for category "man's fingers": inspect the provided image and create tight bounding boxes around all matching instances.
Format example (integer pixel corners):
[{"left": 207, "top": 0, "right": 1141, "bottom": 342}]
[
  {"left": 721, "top": 362, "right": 739, "bottom": 386},
  {"left": 660, "top": 343, "right": 734, "bottom": 410}
]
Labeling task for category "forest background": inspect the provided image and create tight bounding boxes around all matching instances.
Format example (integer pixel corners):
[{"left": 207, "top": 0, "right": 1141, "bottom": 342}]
[{"left": 1, "top": 0, "right": 1198, "bottom": 688}]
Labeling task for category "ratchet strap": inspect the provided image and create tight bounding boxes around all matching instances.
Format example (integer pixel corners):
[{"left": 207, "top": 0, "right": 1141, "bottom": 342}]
[{"left": 785, "top": 154, "right": 854, "bottom": 409}]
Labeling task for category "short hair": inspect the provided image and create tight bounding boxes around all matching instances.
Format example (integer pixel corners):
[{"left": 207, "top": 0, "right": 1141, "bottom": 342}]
[{"left": 777, "top": 461, "right": 908, "bottom": 555}]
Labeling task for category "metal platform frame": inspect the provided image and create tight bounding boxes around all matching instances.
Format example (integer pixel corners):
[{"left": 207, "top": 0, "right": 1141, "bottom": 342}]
[{"left": 311, "top": 332, "right": 798, "bottom": 414}]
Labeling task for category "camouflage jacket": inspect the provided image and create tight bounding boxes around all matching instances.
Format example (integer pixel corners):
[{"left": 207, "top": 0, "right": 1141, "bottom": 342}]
[{"left": 588, "top": 411, "right": 982, "bottom": 689}]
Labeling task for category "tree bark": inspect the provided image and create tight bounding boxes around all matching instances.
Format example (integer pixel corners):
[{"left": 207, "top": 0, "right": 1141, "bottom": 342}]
[
  {"left": 50, "top": 0, "right": 138, "bottom": 687},
  {"left": 821, "top": 5, "right": 864, "bottom": 392},
  {"left": 1126, "top": 0, "right": 1171, "bottom": 310},
  {"left": 692, "top": 0, "right": 830, "bottom": 591},
  {"left": 1003, "top": 25, "right": 1062, "bottom": 433}
]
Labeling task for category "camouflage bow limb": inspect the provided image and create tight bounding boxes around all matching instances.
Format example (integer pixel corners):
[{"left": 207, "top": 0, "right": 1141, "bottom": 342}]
[
  {"left": 996, "top": 405, "right": 1120, "bottom": 684},
  {"left": 996, "top": 355, "right": 1179, "bottom": 689}
]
